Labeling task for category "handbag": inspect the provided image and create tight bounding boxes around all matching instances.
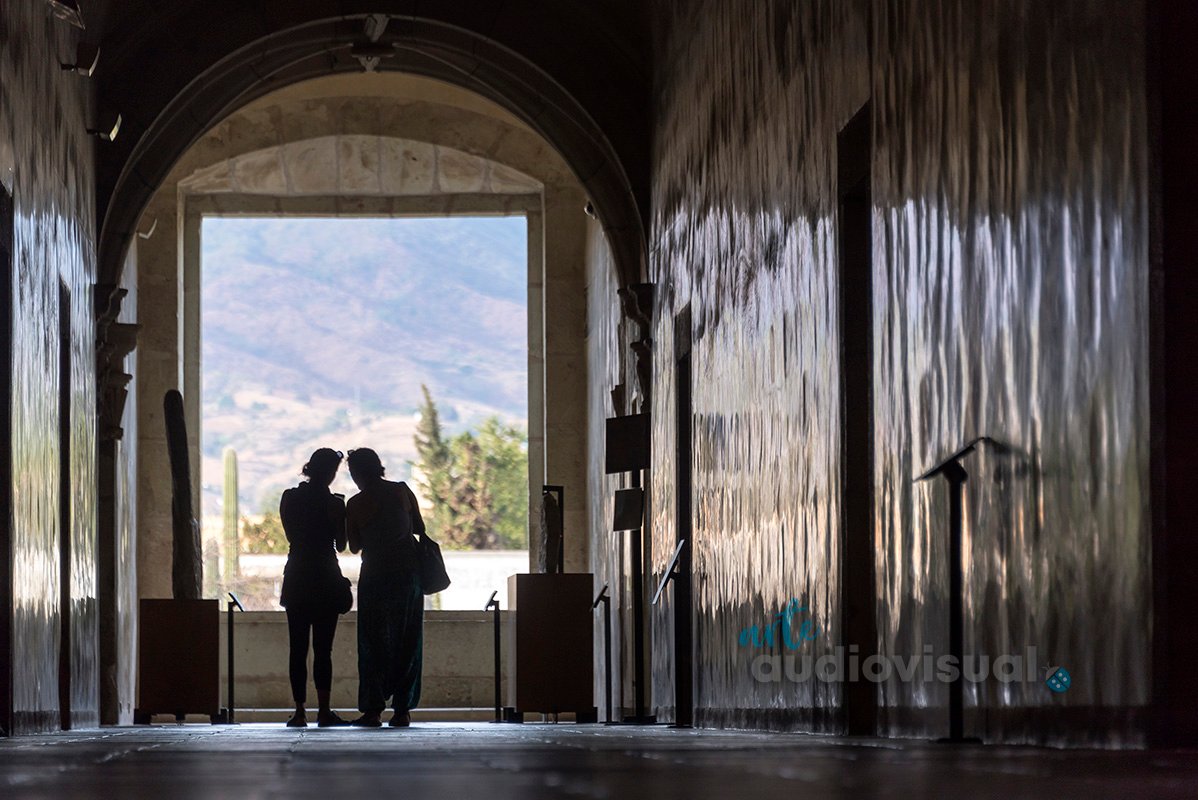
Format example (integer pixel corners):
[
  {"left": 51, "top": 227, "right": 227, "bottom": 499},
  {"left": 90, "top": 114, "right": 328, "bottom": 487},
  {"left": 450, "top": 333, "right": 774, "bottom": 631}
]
[
  {"left": 334, "top": 574, "right": 354, "bottom": 614},
  {"left": 418, "top": 534, "right": 451, "bottom": 595}
]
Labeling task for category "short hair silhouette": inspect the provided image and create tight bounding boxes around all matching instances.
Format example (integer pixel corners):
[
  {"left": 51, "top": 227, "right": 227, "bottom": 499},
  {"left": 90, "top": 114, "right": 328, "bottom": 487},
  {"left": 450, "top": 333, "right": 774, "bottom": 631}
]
[{"left": 347, "top": 448, "right": 385, "bottom": 479}]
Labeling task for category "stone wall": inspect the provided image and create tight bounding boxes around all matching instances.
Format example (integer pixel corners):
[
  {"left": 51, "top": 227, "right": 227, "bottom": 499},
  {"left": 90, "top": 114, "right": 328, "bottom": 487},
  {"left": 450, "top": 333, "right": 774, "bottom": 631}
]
[
  {"left": 217, "top": 610, "right": 509, "bottom": 710},
  {"left": 585, "top": 0, "right": 1149, "bottom": 744},
  {"left": 108, "top": 249, "right": 139, "bottom": 724},
  {"left": 585, "top": 218, "right": 633, "bottom": 714},
  {"left": 0, "top": 2, "right": 100, "bottom": 732}
]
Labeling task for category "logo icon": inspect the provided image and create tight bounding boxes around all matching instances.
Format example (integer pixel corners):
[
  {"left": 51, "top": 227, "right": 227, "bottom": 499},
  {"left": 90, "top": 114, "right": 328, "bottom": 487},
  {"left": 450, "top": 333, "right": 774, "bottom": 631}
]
[
  {"left": 1045, "top": 666, "right": 1072, "bottom": 693},
  {"left": 737, "top": 598, "right": 820, "bottom": 649}
]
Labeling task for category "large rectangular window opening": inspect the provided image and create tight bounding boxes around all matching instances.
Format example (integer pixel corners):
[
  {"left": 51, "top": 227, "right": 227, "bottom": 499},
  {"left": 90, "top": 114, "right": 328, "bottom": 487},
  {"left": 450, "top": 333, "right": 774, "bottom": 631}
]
[{"left": 200, "top": 216, "right": 529, "bottom": 611}]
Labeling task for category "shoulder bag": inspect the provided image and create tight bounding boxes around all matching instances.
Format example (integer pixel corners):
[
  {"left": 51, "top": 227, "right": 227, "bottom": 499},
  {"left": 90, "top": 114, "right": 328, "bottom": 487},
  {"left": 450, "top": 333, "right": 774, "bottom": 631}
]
[{"left": 418, "top": 534, "right": 451, "bottom": 595}]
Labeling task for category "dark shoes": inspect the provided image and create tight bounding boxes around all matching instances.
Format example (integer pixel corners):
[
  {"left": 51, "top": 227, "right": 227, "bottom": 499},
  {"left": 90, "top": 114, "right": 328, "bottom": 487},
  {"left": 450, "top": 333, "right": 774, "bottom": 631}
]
[
  {"left": 317, "top": 710, "right": 350, "bottom": 728},
  {"left": 347, "top": 711, "right": 410, "bottom": 727},
  {"left": 289, "top": 709, "right": 351, "bottom": 728}
]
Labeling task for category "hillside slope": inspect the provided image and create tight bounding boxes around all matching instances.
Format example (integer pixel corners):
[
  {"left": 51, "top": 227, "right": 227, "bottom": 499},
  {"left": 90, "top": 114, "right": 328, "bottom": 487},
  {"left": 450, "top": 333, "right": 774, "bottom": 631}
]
[{"left": 200, "top": 216, "right": 528, "bottom": 515}]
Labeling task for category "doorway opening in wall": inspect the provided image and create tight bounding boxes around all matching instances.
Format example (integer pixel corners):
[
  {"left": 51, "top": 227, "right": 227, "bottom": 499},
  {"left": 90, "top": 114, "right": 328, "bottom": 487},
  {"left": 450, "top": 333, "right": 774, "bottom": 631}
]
[
  {"left": 672, "top": 305, "right": 694, "bottom": 727},
  {"left": 0, "top": 186, "right": 12, "bottom": 736},
  {"left": 57, "top": 280, "right": 71, "bottom": 730},
  {"left": 837, "top": 102, "right": 877, "bottom": 736},
  {"left": 199, "top": 215, "right": 529, "bottom": 611}
]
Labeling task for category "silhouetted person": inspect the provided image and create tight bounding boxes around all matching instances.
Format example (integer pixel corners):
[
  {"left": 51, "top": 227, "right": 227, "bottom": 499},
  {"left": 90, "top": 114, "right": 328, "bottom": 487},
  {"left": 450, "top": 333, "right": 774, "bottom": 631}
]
[
  {"left": 279, "top": 448, "right": 351, "bottom": 728},
  {"left": 345, "top": 448, "right": 425, "bottom": 727}
]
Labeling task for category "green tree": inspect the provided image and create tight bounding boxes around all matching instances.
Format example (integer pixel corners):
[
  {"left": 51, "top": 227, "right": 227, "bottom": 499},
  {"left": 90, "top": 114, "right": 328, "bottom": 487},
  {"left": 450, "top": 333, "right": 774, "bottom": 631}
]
[
  {"left": 448, "top": 433, "right": 498, "bottom": 549},
  {"left": 473, "top": 417, "right": 528, "bottom": 549},
  {"left": 412, "top": 388, "right": 528, "bottom": 550},
  {"left": 241, "top": 490, "right": 288, "bottom": 555},
  {"left": 413, "top": 384, "right": 455, "bottom": 538}
]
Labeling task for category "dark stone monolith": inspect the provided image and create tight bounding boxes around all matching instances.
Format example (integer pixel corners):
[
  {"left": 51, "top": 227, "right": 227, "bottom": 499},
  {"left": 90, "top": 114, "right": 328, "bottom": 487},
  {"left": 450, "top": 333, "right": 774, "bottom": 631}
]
[{"left": 164, "top": 390, "right": 202, "bottom": 599}]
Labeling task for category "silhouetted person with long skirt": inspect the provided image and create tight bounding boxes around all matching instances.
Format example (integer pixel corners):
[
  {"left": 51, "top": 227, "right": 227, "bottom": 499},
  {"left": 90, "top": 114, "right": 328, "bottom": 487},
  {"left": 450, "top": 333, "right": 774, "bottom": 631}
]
[
  {"left": 279, "top": 448, "right": 351, "bottom": 727},
  {"left": 345, "top": 448, "right": 424, "bottom": 727}
]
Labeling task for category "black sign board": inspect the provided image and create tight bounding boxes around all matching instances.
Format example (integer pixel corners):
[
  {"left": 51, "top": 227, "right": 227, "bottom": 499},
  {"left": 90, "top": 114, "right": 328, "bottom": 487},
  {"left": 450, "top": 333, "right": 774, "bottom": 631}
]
[
  {"left": 611, "top": 487, "right": 645, "bottom": 532},
  {"left": 605, "top": 413, "right": 651, "bottom": 474}
]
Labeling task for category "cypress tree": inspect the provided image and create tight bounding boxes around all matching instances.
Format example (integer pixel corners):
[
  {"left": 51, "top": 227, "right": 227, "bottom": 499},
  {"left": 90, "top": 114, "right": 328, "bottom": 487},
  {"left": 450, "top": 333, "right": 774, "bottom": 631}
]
[{"left": 414, "top": 384, "right": 453, "bottom": 536}]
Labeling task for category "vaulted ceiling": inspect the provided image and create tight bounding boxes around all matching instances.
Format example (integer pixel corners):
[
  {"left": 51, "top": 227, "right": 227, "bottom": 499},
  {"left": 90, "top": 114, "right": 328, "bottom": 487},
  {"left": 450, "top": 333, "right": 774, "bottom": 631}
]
[{"left": 75, "top": 0, "right": 652, "bottom": 291}]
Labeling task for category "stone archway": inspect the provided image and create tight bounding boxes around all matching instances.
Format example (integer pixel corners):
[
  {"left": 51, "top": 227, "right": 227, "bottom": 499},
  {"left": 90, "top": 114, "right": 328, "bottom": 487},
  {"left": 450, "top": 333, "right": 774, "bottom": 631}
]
[
  {"left": 96, "top": 6, "right": 649, "bottom": 299},
  {"left": 132, "top": 79, "right": 591, "bottom": 603}
]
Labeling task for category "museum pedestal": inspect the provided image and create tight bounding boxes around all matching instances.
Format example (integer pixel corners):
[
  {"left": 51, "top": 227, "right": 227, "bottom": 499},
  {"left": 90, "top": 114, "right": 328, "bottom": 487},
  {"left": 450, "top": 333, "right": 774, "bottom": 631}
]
[
  {"left": 135, "top": 598, "right": 220, "bottom": 722},
  {"left": 506, "top": 573, "right": 596, "bottom": 719}
]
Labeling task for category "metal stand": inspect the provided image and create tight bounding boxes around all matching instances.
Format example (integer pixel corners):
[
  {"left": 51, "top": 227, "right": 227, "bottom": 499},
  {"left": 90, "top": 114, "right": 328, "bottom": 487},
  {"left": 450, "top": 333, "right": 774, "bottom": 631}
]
[
  {"left": 218, "top": 592, "right": 244, "bottom": 724},
  {"left": 624, "top": 529, "right": 657, "bottom": 722},
  {"left": 486, "top": 591, "right": 502, "bottom": 722},
  {"left": 543, "top": 484, "right": 565, "bottom": 573},
  {"left": 652, "top": 540, "right": 691, "bottom": 728},
  {"left": 593, "top": 585, "right": 613, "bottom": 723},
  {"left": 626, "top": 471, "right": 657, "bottom": 723},
  {"left": 918, "top": 439, "right": 988, "bottom": 744},
  {"left": 608, "top": 482, "right": 656, "bottom": 725},
  {"left": 485, "top": 590, "right": 522, "bottom": 723},
  {"left": 604, "top": 413, "right": 654, "bottom": 724}
]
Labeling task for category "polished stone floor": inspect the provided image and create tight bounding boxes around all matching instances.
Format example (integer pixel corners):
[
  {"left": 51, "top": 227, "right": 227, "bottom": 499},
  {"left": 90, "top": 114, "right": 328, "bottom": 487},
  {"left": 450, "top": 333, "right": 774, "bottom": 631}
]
[{"left": 1, "top": 723, "right": 1196, "bottom": 799}]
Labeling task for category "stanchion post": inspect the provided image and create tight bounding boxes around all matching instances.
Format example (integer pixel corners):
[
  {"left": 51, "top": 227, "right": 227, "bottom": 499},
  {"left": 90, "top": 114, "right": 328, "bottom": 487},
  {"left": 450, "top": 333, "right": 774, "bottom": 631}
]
[
  {"left": 916, "top": 437, "right": 989, "bottom": 744},
  {"left": 593, "top": 585, "right": 612, "bottom": 723},
  {"left": 944, "top": 463, "right": 967, "bottom": 742},
  {"left": 609, "top": 483, "right": 656, "bottom": 724},
  {"left": 226, "top": 592, "right": 244, "bottom": 724},
  {"left": 485, "top": 591, "right": 501, "bottom": 722},
  {"left": 651, "top": 540, "right": 688, "bottom": 728}
]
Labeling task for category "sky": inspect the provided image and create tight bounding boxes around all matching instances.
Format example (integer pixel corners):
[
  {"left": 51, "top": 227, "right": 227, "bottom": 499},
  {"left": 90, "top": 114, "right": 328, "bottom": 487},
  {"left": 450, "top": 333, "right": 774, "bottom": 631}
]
[{"left": 199, "top": 215, "right": 528, "bottom": 515}]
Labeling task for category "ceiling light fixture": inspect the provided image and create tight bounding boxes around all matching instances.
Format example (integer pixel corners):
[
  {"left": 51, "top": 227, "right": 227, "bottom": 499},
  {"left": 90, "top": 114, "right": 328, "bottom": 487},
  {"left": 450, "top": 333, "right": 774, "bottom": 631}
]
[
  {"left": 87, "top": 112, "right": 122, "bottom": 142},
  {"left": 352, "top": 14, "right": 393, "bottom": 73},
  {"left": 362, "top": 14, "right": 389, "bottom": 42},
  {"left": 61, "top": 41, "right": 100, "bottom": 76},
  {"left": 350, "top": 42, "right": 396, "bottom": 60},
  {"left": 45, "top": 0, "right": 85, "bottom": 29},
  {"left": 350, "top": 42, "right": 395, "bottom": 73},
  {"left": 137, "top": 217, "right": 158, "bottom": 240}
]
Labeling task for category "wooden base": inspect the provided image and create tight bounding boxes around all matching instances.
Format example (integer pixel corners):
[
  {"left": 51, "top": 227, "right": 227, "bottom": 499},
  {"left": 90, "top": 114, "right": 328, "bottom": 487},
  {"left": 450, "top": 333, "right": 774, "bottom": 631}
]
[
  {"left": 507, "top": 574, "right": 595, "bottom": 716},
  {"left": 138, "top": 599, "right": 220, "bottom": 720}
]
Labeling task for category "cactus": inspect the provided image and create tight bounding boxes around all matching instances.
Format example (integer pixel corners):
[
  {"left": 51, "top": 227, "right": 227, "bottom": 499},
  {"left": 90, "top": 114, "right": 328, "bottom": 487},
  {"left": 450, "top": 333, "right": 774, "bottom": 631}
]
[
  {"left": 222, "top": 447, "right": 240, "bottom": 583},
  {"left": 202, "top": 536, "right": 220, "bottom": 598}
]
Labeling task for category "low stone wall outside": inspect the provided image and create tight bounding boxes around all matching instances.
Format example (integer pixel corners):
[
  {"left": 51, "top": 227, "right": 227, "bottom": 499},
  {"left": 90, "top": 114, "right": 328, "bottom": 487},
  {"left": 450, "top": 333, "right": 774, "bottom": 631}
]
[{"left": 218, "top": 610, "right": 509, "bottom": 710}]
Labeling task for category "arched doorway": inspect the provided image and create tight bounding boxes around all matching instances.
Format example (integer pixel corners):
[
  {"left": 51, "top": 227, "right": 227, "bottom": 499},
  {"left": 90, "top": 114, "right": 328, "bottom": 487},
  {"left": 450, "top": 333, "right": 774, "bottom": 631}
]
[
  {"left": 93, "top": 8, "right": 650, "bottom": 726},
  {"left": 95, "top": 8, "right": 648, "bottom": 295},
  {"left": 113, "top": 70, "right": 603, "bottom": 718}
]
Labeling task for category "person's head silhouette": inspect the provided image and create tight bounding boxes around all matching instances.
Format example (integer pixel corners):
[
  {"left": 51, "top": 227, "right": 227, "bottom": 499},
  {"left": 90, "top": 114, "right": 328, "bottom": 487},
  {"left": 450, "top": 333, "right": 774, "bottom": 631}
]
[
  {"left": 346, "top": 448, "right": 385, "bottom": 489},
  {"left": 302, "top": 447, "right": 343, "bottom": 487}
]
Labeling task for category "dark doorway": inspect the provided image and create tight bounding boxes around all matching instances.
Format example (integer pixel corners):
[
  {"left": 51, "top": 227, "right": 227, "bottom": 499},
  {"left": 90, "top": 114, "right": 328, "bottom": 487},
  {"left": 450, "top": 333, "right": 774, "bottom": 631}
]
[
  {"left": 673, "top": 305, "right": 694, "bottom": 727},
  {"left": 1151, "top": 0, "right": 1198, "bottom": 746},
  {"left": 1, "top": 187, "right": 12, "bottom": 736},
  {"left": 58, "top": 281, "right": 71, "bottom": 731},
  {"left": 837, "top": 103, "right": 877, "bottom": 736}
]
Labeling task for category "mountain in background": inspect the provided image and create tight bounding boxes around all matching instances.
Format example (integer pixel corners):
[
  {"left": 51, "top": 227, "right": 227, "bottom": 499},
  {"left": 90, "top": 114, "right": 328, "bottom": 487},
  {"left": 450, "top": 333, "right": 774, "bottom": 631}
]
[{"left": 200, "top": 216, "right": 528, "bottom": 517}]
